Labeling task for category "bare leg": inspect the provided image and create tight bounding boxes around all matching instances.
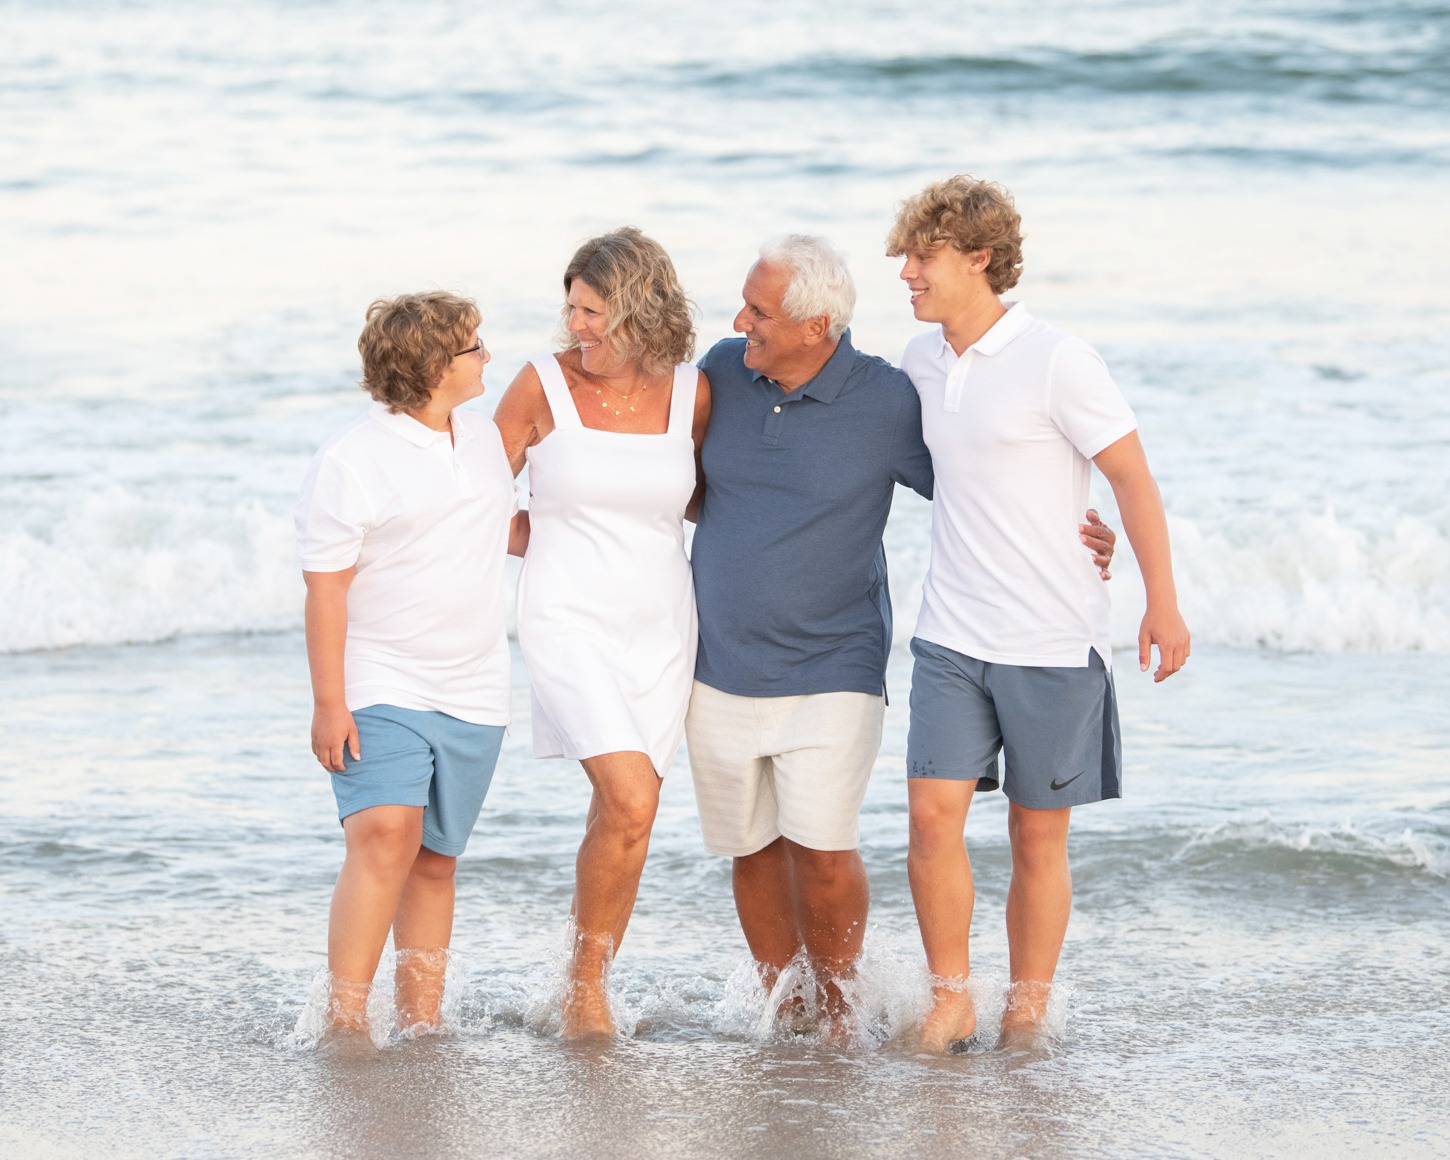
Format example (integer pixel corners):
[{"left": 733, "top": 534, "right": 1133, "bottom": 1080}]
[
  {"left": 784, "top": 840, "right": 869, "bottom": 1037},
  {"left": 1000, "top": 802, "right": 1073, "bottom": 1046},
  {"left": 326, "top": 805, "right": 426, "bottom": 1032},
  {"left": 391, "top": 846, "right": 457, "bottom": 1031},
  {"left": 564, "top": 751, "right": 661, "bottom": 1039},
  {"left": 733, "top": 838, "right": 804, "bottom": 992},
  {"left": 907, "top": 777, "right": 979, "bottom": 1051}
]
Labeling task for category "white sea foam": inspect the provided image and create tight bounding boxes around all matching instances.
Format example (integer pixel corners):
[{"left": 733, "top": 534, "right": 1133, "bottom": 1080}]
[
  {"left": 4, "top": 486, "right": 1449, "bottom": 654},
  {"left": 1175, "top": 813, "right": 1450, "bottom": 880},
  {"left": 1140, "top": 508, "right": 1450, "bottom": 654},
  {"left": 886, "top": 504, "right": 1450, "bottom": 660},
  {"left": 447, "top": 933, "right": 1070, "bottom": 1051},
  {"left": 0, "top": 485, "right": 301, "bottom": 653}
]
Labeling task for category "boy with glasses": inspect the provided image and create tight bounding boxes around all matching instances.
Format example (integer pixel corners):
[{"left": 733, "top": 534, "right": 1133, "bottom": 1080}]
[{"left": 295, "top": 291, "right": 525, "bottom": 1036}]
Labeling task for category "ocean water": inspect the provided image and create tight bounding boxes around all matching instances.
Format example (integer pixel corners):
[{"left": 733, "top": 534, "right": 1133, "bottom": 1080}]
[{"left": 2, "top": 2, "right": 1448, "bottom": 1157}]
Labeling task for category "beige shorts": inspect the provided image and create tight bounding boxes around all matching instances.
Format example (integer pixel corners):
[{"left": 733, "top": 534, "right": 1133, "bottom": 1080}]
[{"left": 685, "top": 681, "right": 885, "bottom": 856}]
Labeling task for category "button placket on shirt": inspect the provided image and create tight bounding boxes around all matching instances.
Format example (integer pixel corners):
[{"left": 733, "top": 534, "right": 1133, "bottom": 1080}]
[
  {"left": 444, "top": 433, "right": 476, "bottom": 499},
  {"left": 943, "top": 350, "right": 974, "bottom": 413},
  {"left": 761, "top": 382, "right": 790, "bottom": 444}
]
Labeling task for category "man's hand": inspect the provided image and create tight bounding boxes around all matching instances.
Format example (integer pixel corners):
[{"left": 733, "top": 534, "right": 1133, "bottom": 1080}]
[
  {"left": 311, "top": 703, "right": 360, "bottom": 772},
  {"left": 1139, "top": 605, "right": 1190, "bottom": 682},
  {"left": 1080, "top": 508, "right": 1117, "bottom": 580}
]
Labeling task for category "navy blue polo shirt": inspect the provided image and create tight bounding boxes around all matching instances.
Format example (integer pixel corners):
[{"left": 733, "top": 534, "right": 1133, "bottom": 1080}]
[{"left": 692, "top": 331, "right": 934, "bottom": 698}]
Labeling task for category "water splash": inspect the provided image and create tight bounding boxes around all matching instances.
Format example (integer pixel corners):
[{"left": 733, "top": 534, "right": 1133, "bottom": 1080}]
[{"left": 289, "top": 950, "right": 477, "bottom": 1050}]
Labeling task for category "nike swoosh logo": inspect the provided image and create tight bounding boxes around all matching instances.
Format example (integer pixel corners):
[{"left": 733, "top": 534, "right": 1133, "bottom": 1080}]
[{"left": 1050, "top": 771, "right": 1086, "bottom": 792}]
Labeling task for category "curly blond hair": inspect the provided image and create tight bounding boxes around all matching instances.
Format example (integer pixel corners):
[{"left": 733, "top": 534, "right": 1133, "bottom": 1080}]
[
  {"left": 558, "top": 227, "right": 695, "bottom": 375},
  {"left": 886, "top": 176, "right": 1024, "bottom": 294},
  {"left": 358, "top": 292, "right": 480, "bottom": 412}
]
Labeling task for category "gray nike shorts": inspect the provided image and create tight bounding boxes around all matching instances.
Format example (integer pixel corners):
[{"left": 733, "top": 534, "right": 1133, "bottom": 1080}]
[{"left": 905, "top": 637, "right": 1122, "bottom": 810}]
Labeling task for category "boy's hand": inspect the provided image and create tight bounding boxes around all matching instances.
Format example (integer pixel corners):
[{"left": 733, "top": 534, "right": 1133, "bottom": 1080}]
[
  {"left": 1080, "top": 509, "right": 1116, "bottom": 580},
  {"left": 312, "top": 704, "right": 360, "bottom": 772},
  {"left": 1139, "top": 606, "right": 1190, "bottom": 682}
]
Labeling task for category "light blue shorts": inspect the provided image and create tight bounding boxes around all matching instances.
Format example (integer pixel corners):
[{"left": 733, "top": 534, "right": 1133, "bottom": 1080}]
[
  {"left": 906, "top": 638, "right": 1121, "bottom": 810},
  {"left": 331, "top": 704, "right": 504, "bottom": 856}
]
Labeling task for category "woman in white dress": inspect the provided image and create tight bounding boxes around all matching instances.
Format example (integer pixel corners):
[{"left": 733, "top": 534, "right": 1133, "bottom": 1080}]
[{"left": 493, "top": 228, "right": 710, "bottom": 1038}]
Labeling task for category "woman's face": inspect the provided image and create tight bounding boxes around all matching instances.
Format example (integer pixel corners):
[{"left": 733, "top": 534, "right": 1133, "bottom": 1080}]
[{"left": 566, "top": 279, "right": 620, "bottom": 373}]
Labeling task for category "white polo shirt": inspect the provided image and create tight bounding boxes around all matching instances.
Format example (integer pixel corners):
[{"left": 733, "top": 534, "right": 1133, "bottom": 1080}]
[
  {"left": 295, "top": 403, "right": 517, "bottom": 725},
  {"left": 901, "top": 302, "right": 1137, "bottom": 669}
]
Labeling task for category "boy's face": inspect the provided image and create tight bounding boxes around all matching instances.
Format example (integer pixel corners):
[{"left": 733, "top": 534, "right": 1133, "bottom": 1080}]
[
  {"left": 899, "top": 243, "right": 992, "bottom": 323},
  {"left": 431, "top": 330, "right": 490, "bottom": 408}
]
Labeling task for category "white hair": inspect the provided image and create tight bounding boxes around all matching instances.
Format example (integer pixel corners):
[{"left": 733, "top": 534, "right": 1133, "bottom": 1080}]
[{"left": 757, "top": 234, "right": 856, "bottom": 341}]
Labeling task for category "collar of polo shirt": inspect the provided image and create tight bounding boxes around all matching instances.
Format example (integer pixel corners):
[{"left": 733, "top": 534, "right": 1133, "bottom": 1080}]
[
  {"left": 934, "top": 300, "right": 1033, "bottom": 360},
  {"left": 748, "top": 328, "right": 857, "bottom": 404},
  {"left": 370, "top": 401, "right": 471, "bottom": 446}
]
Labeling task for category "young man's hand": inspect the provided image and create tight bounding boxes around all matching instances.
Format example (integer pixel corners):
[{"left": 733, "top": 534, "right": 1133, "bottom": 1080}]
[
  {"left": 1139, "top": 605, "right": 1190, "bottom": 682},
  {"left": 1079, "top": 508, "right": 1116, "bottom": 580},
  {"left": 312, "top": 704, "right": 360, "bottom": 772}
]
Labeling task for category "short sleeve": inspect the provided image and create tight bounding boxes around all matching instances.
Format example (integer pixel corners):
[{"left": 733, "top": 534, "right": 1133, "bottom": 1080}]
[
  {"left": 475, "top": 414, "right": 522, "bottom": 517},
  {"left": 887, "top": 376, "right": 934, "bottom": 499},
  {"left": 294, "top": 450, "right": 373, "bottom": 572},
  {"left": 698, "top": 339, "right": 729, "bottom": 378},
  {"left": 1047, "top": 338, "right": 1138, "bottom": 459}
]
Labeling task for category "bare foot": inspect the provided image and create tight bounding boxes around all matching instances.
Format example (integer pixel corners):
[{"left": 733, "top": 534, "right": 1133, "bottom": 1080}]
[
  {"left": 816, "top": 972, "right": 859, "bottom": 1048},
  {"left": 561, "top": 982, "right": 615, "bottom": 1039},
  {"left": 996, "top": 980, "right": 1054, "bottom": 1052},
  {"left": 919, "top": 977, "right": 976, "bottom": 1054},
  {"left": 395, "top": 947, "right": 448, "bottom": 1034},
  {"left": 326, "top": 975, "right": 371, "bottom": 1035},
  {"left": 773, "top": 991, "right": 819, "bottom": 1037}
]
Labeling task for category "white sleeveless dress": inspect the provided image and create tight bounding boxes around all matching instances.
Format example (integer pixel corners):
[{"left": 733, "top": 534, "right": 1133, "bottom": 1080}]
[{"left": 517, "top": 354, "right": 699, "bottom": 776}]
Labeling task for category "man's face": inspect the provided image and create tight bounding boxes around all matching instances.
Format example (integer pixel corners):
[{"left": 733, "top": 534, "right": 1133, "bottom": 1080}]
[
  {"left": 899, "top": 243, "right": 988, "bottom": 323},
  {"left": 733, "top": 260, "right": 815, "bottom": 380}
]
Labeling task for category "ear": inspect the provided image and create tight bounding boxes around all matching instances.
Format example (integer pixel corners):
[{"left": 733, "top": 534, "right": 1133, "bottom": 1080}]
[
  {"left": 802, "top": 314, "right": 832, "bottom": 346},
  {"left": 970, "top": 247, "right": 992, "bottom": 275}
]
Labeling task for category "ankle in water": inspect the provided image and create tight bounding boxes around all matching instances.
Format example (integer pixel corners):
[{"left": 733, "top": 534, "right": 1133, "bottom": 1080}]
[
  {"left": 394, "top": 947, "right": 450, "bottom": 1033},
  {"left": 326, "top": 974, "right": 372, "bottom": 1033}
]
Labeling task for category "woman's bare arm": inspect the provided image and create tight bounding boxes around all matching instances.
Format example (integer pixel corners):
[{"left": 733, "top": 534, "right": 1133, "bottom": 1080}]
[{"left": 685, "top": 369, "right": 712, "bottom": 523}]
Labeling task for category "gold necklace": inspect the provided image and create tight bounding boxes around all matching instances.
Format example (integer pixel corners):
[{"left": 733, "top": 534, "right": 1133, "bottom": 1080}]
[{"left": 594, "top": 379, "right": 649, "bottom": 416}]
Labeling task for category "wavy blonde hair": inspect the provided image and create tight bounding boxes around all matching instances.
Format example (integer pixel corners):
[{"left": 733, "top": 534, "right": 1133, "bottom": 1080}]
[
  {"left": 886, "top": 175, "right": 1025, "bottom": 294},
  {"left": 358, "top": 292, "right": 480, "bottom": 412},
  {"left": 559, "top": 227, "right": 695, "bottom": 375}
]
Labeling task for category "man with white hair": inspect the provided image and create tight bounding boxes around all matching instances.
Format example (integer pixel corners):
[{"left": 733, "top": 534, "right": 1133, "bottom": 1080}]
[
  {"left": 687, "top": 236, "right": 1115, "bottom": 1037},
  {"left": 686, "top": 236, "right": 931, "bottom": 1036}
]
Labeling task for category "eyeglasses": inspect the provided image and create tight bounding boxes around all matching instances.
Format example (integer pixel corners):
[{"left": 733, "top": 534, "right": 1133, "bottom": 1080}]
[{"left": 451, "top": 336, "right": 484, "bottom": 358}]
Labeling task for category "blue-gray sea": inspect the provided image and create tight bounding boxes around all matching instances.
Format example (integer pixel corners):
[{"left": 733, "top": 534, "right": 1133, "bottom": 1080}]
[{"left": 1, "top": 2, "right": 1448, "bottom": 1157}]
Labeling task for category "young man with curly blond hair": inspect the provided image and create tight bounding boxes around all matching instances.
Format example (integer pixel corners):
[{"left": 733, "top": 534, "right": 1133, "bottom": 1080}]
[
  {"left": 295, "top": 292, "right": 525, "bottom": 1038},
  {"left": 888, "top": 176, "right": 1190, "bottom": 1052}
]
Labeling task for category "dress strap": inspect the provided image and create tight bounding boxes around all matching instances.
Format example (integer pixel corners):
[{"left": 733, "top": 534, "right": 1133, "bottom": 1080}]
[
  {"left": 529, "top": 354, "right": 582, "bottom": 430},
  {"left": 667, "top": 363, "right": 698, "bottom": 437}
]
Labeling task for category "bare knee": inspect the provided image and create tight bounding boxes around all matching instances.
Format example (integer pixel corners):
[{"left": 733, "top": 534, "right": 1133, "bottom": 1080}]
[
  {"left": 1008, "top": 805, "right": 1071, "bottom": 877},
  {"left": 909, "top": 797, "right": 966, "bottom": 856},
  {"left": 344, "top": 807, "right": 423, "bottom": 872},
  {"left": 409, "top": 847, "right": 457, "bottom": 885},
  {"left": 593, "top": 788, "right": 658, "bottom": 847},
  {"left": 789, "top": 844, "right": 860, "bottom": 891}
]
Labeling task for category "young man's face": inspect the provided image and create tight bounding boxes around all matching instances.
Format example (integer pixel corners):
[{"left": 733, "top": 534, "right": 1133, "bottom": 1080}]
[{"left": 899, "top": 243, "right": 990, "bottom": 323}]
